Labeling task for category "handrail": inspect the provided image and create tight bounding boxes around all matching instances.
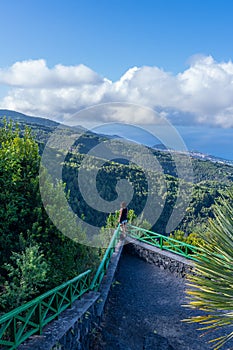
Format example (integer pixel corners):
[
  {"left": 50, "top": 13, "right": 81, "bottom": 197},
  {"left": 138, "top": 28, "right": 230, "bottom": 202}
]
[
  {"left": 90, "top": 225, "right": 121, "bottom": 291},
  {"left": 127, "top": 224, "right": 204, "bottom": 261},
  {"left": 0, "top": 223, "right": 205, "bottom": 349},
  {"left": 0, "top": 225, "right": 122, "bottom": 349},
  {"left": 0, "top": 269, "right": 91, "bottom": 349}
]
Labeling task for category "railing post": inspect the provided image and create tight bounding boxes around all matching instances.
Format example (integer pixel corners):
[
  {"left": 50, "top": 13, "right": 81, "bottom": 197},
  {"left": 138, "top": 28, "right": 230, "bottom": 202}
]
[
  {"left": 160, "top": 236, "right": 163, "bottom": 249},
  {"left": 69, "top": 283, "right": 73, "bottom": 306},
  {"left": 53, "top": 293, "right": 59, "bottom": 320},
  {"left": 185, "top": 245, "right": 188, "bottom": 257},
  {"left": 37, "top": 302, "right": 43, "bottom": 335},
  {"left": 12, "top": 317, "right": 17, "bottom": 348}
]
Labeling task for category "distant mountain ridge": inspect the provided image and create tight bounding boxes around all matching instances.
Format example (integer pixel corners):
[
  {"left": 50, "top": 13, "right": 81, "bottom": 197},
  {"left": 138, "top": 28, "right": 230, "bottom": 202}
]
[
  {"left": 0, "top": 109, "right": 59, "bottom": 127},
  {"left": 0, "top": 109, "right": 232, "bottom": 167}
]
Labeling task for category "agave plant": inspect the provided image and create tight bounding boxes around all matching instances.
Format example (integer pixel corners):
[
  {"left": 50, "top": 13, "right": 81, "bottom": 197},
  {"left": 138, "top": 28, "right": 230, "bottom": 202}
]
[{"left": 185, "top": 189, "right": 233, "bottom": 349}]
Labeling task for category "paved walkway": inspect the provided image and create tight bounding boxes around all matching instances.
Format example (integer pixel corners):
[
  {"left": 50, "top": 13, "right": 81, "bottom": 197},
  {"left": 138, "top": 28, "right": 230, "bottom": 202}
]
[{"left": 91, "top": 251, "right": 232, "bottom": 350}]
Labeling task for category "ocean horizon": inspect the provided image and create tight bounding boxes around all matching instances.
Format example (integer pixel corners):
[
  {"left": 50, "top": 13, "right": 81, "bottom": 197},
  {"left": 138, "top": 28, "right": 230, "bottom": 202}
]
[
  {"left": 176, "top": 126, "right": 233, "bottom": 161},
  {"left": 93, "top": 124, "right": 233, "bottom": 162}
]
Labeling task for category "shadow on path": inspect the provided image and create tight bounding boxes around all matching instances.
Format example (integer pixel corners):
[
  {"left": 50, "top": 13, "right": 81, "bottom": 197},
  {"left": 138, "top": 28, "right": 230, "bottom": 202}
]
[{"left": 91, "top": 250, "right": 231, "bottom": 350}]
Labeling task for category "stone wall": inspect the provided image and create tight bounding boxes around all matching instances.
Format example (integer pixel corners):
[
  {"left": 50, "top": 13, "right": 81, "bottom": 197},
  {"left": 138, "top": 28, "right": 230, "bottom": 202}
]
[
  {"left": 125, "top": 237, "right": 195, "bottom": 277},
  {"left": 18, "top": 291, "right": 101, "bottom": 350}
]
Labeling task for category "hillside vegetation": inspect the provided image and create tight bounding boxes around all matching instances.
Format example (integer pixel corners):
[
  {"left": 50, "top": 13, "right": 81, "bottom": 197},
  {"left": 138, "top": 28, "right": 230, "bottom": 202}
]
[
  {"left": 0, "top": 120, "right": 102, "bottom": 313},
  {"left": 0, "top": 111, "right": 233, "bottom": 313}
]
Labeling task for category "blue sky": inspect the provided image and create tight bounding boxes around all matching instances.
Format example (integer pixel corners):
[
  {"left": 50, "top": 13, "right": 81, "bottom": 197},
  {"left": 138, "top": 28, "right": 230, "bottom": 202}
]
[
  {"left": 0, "top": 0, "right": 233, "bottom": 160},
  {"left": 1, "top": 0, "right": 233, "bottom": 80}
]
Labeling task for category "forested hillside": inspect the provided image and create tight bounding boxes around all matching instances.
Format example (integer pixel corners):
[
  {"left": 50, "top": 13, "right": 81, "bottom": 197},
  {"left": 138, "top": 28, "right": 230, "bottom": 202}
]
[
  {"left": 1, "top": 111, "right": 233, "bottom": 313},
  {"left": 0, "top": 120, "right": 102, "bottom": 313},
  {"left": 1, "top": 111, "right": 233, "bottom": 236},
  {"left": 63, "top": 148, "right": 229, "bottom": 234}
]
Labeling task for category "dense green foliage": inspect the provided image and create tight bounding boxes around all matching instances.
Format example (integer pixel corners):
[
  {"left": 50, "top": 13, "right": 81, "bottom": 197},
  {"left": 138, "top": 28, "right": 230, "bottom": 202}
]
[
  {"left": 0, "top": 122, "right": 39, "bottom": 267},
  {"left": 169, "top": 230, "right": 205, "bottom": 248},
  {"left": 103, "top": 208, "right": 151, "bottom": 231},
  {"left": 0, "top": 121, "right": 102, "bottom": 313},
  {"left": 1, "top": 243, "right": 48, "bottom": 310},
  {"left": 63, "top": 148, "right": 230, "bottom": 235}
]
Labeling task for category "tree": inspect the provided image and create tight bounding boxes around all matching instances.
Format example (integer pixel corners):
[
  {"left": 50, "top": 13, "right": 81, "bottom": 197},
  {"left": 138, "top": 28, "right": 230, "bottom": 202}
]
[
  {"left": 0, "top": 121, "right": 39, "bottom": 270},
  {"left": 185, "top": 188, "right": 233, "bottom": 349},
  {"left": 103, "top": 209, "right": 151, "bottom": 231},
  {"left": 0, "top": 243, "right": 48, "bottom": 311},
  {"left": 0, "top": 120, "right": 102, "bottom": 308}
]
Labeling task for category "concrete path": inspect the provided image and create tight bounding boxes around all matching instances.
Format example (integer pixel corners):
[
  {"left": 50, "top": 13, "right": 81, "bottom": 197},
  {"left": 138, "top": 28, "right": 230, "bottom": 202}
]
[{"left": 91, "top": 250, "right": 232, "bottom": 350}]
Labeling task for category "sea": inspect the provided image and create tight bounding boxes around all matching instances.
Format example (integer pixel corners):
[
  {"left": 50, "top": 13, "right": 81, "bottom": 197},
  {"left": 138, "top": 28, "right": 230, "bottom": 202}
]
[{"left": 92, "top": 124, "right": 233, "bottom": 162}]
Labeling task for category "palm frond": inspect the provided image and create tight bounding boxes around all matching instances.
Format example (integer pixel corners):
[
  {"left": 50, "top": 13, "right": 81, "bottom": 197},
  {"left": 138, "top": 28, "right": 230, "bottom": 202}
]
[{"left": 185, "top": 189, "right": 233, "bottom": 349}]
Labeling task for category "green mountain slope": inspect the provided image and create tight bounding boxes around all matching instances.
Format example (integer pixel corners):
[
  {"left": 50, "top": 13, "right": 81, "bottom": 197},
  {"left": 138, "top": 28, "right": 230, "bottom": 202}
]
[{"left": 1, "top": 110, "right": 232, "bottom": 235}]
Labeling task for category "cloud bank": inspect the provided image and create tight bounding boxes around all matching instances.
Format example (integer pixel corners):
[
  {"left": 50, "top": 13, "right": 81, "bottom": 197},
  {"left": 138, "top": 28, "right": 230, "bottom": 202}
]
[{"left": 1, "top": 56, "right": 233, "bottom": 127}]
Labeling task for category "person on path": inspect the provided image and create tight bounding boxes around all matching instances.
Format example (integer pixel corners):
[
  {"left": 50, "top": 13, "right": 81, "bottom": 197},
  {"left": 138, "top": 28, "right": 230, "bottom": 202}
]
[{"left": 119, "top": 201, "right": 128, "bottom": 237}]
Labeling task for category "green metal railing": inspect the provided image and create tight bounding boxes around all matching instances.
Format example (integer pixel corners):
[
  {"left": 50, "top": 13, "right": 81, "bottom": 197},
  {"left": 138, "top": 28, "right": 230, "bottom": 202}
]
[
  {"left": 90, "top": 224, "right": 121, "bottom": 291},
  {"left": 0, "top": 226, "right": 122, "bottom": 349},
  {"left": 0, "top": 223, "right": 204, "bottom": 349},
  {"left": 0, "top": 269, "right": 91, "bottom": 349},
  {"left": 127, "top": 224, "right": 203, "bottom": 261}
]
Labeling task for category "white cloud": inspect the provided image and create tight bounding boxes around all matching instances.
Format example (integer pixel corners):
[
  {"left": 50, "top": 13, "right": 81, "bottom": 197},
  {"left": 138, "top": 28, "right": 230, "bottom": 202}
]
[
  {"left": 0, "top": 59, "right": 104, "bottom": 87},
  {"left": 1, "top": 56, "right": 233, "bottom": 127},
  {"left": 68, "top": 103, "right": 163, "bottom": 127}
]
